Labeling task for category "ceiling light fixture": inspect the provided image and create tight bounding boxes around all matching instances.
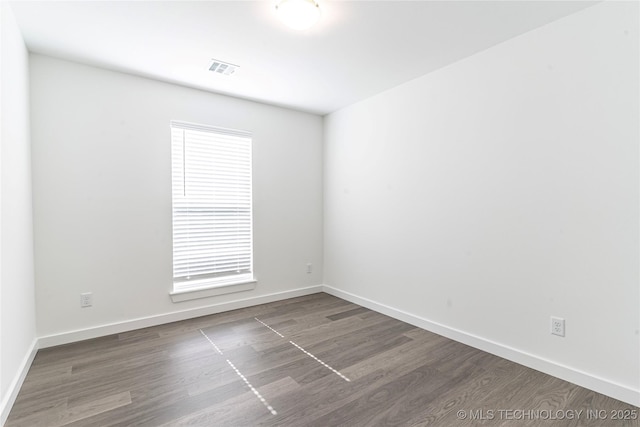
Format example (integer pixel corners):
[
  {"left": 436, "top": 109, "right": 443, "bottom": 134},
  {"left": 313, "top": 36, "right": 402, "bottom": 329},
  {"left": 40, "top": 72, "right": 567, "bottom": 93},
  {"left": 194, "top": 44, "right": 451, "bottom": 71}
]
[{"left": 275, "top": 0, "right": 321, "bottom": 31}]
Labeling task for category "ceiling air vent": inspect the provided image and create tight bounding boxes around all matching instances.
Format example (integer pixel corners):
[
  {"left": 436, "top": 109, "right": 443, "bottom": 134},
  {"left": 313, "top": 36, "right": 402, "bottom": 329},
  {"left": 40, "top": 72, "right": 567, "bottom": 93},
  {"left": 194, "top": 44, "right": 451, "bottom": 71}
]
[{"left": 209, "top": 59, "right": 239, "bottom": 76}]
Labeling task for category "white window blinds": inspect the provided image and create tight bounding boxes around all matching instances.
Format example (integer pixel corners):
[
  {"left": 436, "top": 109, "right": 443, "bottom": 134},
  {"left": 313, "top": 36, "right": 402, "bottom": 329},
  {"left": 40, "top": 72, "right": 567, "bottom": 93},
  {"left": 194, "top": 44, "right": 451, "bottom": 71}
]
[{"left": 171, "top": 121, "right": 253, "bottom": 291}]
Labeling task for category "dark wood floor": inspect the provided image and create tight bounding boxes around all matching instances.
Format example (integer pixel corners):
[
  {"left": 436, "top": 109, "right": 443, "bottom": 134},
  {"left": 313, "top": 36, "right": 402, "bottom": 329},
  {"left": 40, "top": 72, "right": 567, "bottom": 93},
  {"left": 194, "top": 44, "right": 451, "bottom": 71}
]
[{"left": 5, "top": 293, "right": 638, "bottom": 426}]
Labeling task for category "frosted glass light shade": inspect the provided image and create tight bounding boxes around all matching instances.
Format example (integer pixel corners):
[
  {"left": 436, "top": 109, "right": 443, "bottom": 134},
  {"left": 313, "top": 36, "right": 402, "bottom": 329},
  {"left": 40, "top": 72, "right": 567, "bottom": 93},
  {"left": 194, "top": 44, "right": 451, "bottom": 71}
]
[{"left": 276, "top": 0, "right": 321, "bottom": 31}]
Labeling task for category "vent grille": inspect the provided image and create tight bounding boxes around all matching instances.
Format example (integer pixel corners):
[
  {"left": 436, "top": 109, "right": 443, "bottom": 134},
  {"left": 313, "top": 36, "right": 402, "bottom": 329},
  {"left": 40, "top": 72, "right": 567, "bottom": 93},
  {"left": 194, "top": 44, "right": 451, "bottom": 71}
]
[{"left": 209, "top": 60, "right": 239, "bottom": 76}]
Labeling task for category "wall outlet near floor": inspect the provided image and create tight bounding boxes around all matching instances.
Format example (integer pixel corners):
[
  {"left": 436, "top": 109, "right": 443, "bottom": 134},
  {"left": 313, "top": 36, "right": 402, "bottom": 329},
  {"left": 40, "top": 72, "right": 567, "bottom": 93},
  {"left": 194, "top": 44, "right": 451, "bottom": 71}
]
[
  {"left": 306, "top": 263, "right": 312, "bottom": 274},
  {"left": 80, "top": 292, "right": 93, "bottom": 308},
  {"left": 551, "top": 316, "right": 565, "bottom": 337}
]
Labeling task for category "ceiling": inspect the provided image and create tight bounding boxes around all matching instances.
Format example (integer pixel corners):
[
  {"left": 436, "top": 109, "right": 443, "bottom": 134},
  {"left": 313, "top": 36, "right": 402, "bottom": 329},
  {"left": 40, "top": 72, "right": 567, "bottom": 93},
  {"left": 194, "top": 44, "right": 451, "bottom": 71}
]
[{"left": 10, "top": 0, "right": 596, "bottom": 115}]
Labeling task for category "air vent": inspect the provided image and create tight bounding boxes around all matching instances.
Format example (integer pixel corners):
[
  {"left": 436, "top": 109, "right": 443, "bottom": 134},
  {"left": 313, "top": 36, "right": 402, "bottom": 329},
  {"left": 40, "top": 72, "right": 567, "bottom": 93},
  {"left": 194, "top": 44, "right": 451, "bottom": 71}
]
[{"left": 209, "top": 59, "right": 239, "bottom": 76}]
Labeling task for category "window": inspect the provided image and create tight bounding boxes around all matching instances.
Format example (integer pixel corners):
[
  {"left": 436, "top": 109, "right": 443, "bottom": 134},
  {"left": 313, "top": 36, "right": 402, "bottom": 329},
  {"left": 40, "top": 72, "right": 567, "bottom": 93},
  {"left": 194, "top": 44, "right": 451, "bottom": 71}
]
[{"left": 171, "top": 121, "right": 253, "bottom": 295}]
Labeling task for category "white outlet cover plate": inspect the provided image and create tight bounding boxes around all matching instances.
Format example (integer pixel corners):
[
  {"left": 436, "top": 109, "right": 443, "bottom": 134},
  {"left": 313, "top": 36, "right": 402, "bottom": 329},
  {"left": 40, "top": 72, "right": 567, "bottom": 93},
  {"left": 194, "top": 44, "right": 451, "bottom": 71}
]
[
  {"left": 551, "top": 316, "right": 565, "bottom": 337},
  {"left": 80, "top": 292, "right": 93, "bottom": 307}
]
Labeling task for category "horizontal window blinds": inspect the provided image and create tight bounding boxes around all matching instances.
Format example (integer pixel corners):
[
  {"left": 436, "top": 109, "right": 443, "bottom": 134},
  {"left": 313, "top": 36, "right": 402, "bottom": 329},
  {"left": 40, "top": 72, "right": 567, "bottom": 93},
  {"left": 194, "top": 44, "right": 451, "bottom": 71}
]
[{"left": 171, "top": 121, "right": 253, "bottom": 289}]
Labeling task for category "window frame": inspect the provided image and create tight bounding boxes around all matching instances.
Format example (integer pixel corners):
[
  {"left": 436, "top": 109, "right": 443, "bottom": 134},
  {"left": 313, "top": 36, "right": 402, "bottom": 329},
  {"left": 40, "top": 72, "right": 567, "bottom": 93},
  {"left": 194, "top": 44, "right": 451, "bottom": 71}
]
[{"left": 169, "top": 120, "right": 256, "bottom": 302}]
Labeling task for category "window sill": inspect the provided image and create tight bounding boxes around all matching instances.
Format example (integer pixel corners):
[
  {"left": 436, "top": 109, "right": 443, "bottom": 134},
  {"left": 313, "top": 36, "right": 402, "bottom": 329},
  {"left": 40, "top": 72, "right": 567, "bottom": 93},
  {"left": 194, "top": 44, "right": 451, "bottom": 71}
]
[{"left": 170, "top": 279, "right": 257, "bottom": 303}]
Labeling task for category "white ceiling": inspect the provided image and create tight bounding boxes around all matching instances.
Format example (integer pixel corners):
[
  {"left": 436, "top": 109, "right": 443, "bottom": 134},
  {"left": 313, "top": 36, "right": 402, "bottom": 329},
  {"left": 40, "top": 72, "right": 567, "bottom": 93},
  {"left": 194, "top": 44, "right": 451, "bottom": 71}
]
[{"left": 10, "top": 0, "right": 595, "bottom": 115}]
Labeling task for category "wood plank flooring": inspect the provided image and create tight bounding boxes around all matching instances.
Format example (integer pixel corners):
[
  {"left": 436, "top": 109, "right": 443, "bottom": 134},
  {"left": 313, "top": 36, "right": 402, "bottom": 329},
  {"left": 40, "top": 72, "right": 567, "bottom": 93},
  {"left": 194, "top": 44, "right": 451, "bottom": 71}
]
[{"left": 5, "top": 293, "right": 639, "bottom": 426}]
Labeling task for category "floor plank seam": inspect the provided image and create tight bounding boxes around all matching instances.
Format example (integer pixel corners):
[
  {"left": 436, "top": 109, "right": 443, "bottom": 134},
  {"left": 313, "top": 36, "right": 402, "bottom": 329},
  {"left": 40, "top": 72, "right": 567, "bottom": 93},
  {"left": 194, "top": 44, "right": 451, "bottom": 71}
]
[
  {"left": 198, "top": 328, "right": 278, "bottom": 416},
  {"left": 198, "top": 329, "right": 223, "bottom": 355},
  {"left": 289, "top": 340, "right": 351, "bottom": 383},
  {"left": 253, "top": 317, "right": 351, "bottom": 383},
  {"left": 225, "top": 359, "right": 278, "bottom": 416},
  {"left": 254, "top": 317, "right": 285, "bottom": 338}
]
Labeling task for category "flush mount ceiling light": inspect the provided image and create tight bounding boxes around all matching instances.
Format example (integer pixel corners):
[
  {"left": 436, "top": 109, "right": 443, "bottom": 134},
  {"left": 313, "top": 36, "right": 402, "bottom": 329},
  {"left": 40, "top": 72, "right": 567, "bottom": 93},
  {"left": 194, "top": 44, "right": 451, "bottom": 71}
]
[{"left": 275, "top": 0, "right": 321, "bottom": 31}]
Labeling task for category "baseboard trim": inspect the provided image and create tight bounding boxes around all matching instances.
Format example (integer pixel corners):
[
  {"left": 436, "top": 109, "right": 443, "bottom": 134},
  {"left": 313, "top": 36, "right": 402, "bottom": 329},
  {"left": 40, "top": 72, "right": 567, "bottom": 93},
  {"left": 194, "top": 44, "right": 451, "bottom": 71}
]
[
  {"left": 1, "top": 338, "right": 38, "bottom": 426},
  {"left": 39, "top": 285, "right": 323, "bottom": 348},
  {"left": 322, "top": 284, "right": 640, "bottom": 407}
]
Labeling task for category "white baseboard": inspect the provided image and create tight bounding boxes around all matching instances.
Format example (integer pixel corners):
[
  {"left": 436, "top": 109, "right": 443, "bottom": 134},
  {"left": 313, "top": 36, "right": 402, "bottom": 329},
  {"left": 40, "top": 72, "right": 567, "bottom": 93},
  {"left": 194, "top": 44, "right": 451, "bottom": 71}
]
[
  {"left": 39, "top": 285, "right": 323, "bottom": 348},
  {"left": 322, "top": 284, "right": 640, "bottom": 407},
  {"left": 1, "top": 338, "right": 38, "bottom": 427}
]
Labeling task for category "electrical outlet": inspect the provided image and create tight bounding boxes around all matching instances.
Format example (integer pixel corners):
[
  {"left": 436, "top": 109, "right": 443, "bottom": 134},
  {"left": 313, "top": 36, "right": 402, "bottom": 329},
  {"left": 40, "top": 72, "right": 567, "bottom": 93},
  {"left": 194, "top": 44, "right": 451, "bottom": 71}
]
[
  {"left": 306, "top": 263, "right": 312, "bottom": 274},
  {"left": 80, "top": 292, "right": 93, "bottom": 308},
  {"left": 551, "top": 316, "right": 565, "bottom": 337}
]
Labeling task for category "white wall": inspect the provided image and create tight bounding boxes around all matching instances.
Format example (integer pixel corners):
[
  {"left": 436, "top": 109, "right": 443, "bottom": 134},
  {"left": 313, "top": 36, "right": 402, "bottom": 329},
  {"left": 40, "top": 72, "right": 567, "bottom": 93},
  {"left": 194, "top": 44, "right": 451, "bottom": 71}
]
[
  {"left": 324, "top": 1, "right": 639, "bottom": 404},
  {"left": 30, "top": 55, "right": 324, "bottom": 340},
  {"left": 0, "top": 1, "right": 37, "bottom": 423}
]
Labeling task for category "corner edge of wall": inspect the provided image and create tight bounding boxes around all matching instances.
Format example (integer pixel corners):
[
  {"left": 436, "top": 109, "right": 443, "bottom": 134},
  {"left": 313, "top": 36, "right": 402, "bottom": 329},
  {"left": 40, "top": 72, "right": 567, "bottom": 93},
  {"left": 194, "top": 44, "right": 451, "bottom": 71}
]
[{"left": 1, "top": 338, "right": 39, "bottom": 426}]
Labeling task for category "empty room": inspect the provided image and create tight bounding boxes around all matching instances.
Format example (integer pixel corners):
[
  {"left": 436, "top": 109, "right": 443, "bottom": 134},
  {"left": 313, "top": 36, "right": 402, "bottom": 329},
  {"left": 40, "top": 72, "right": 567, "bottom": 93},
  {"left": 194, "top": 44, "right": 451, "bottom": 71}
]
[{"left": 1, "top": 0, "right": 638, "bottom": 425}]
